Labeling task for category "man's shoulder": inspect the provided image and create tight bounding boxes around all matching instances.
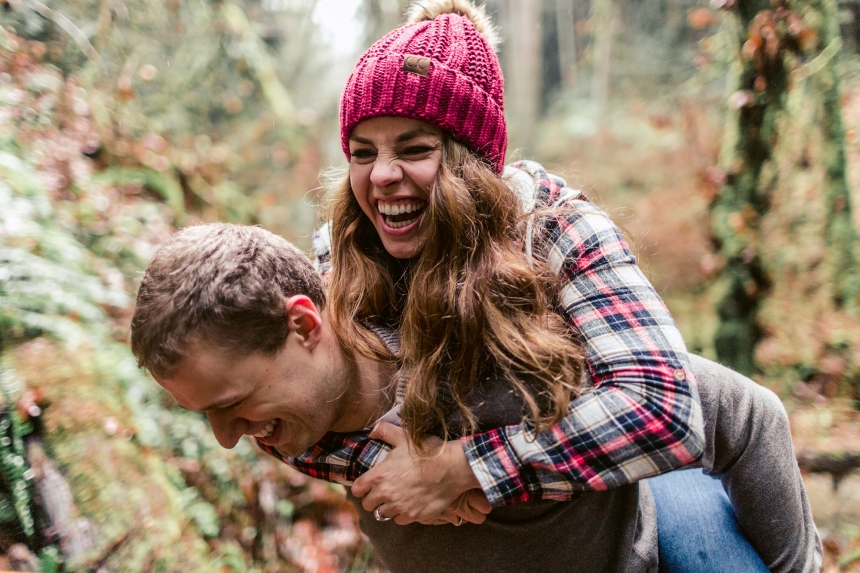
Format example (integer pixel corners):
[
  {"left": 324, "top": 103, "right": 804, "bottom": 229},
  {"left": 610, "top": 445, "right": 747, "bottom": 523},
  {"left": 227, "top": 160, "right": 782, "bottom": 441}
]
[
  {"left": 503, "top": 160, "right": 589, "bottom": 213},
  {"left": 311, "top": 224, "right": 332, "bottom": 278}
]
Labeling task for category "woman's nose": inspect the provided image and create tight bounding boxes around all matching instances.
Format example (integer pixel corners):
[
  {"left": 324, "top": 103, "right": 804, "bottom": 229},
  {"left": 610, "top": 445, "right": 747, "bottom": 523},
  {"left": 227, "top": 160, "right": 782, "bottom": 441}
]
[{"left": 369, "top": 157, "right": 403, "bottom": 189}]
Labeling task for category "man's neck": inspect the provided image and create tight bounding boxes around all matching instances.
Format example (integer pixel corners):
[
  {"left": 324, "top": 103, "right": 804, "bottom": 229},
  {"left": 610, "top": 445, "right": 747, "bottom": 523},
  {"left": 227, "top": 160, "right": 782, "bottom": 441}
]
[
  {"left": 323, "top": 323, "right": 396, "bottom": 433},
  {"left": 347, "top": 352, "right": 396, "bottom": 429}
]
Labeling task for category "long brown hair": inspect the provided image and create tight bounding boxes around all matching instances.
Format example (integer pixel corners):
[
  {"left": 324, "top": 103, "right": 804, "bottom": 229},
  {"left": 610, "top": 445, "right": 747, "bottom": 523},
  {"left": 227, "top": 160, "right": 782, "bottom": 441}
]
[{"left": 327, "top": 137, "right": 584, "bottom": 446}]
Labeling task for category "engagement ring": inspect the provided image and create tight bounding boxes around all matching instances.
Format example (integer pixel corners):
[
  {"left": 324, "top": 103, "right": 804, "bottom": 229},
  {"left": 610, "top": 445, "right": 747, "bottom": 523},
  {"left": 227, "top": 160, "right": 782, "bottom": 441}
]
[
  {"left": 374, "top": 505, "right": 392, "bottom": 522},
  {"left": 454, "top": 516, "right": 464, "bottom": 526}
]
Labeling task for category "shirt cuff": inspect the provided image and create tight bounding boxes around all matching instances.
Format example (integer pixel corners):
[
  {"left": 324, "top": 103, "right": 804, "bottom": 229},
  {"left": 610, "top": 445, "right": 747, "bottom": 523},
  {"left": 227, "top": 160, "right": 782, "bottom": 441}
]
[{"left": 460, "top": 429, "right": 535, "bottom": 507}]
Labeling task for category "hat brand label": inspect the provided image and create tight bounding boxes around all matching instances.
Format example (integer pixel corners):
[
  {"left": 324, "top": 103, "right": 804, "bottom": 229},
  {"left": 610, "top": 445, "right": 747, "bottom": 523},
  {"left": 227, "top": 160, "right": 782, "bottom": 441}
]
[{"left": 402, "top": 54, "right": 431, "bottom": 77}]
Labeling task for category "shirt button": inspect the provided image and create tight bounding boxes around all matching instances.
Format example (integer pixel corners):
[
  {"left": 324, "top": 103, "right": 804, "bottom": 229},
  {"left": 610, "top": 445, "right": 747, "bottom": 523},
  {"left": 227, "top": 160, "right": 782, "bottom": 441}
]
[{"left": 673, "top": 369, "right": 686, "bottom": 381}]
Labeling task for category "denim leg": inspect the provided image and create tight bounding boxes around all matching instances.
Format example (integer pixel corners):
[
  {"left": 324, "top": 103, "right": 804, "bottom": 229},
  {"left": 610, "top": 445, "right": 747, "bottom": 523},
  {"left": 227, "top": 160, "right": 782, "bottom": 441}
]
[
  {"left": 647, "top": 468, "right": 770, "bottom": 573},
  {"left": 687, "top": 354, "right": 821, "bottom": 572}
]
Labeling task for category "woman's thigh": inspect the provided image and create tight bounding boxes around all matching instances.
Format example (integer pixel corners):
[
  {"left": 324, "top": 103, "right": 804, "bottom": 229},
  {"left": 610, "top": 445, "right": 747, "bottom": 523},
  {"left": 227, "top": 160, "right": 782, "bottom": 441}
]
[{"left": 646, "top": 468, "right": 769, "bottom": 573}]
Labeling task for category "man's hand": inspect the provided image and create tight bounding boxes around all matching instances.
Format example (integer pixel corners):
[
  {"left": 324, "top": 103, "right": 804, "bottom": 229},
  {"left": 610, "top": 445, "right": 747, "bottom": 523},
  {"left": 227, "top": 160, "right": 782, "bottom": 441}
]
[{"left": 351, "top": 422, "right": 490, "bottom": 525}]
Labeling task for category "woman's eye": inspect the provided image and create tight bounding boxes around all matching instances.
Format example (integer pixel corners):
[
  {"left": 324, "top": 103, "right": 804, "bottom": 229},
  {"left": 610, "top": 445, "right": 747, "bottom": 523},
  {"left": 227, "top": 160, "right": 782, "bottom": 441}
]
[
  {"left": 401, "top": 146, "right": 434, "bottom": 156},
  {"left": 350, "top": 149, "right": 376, "bottom": 160}
]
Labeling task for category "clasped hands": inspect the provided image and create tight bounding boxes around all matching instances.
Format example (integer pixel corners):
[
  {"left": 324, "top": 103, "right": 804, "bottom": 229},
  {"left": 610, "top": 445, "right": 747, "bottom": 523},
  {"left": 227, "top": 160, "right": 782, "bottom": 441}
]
[{"left": 351, "top": 422, "right": 492, "bottom": 526}]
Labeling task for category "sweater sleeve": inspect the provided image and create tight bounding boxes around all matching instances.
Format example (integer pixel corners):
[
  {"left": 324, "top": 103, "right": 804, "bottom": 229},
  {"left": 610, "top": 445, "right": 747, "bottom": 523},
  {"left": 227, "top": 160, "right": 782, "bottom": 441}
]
[{"left": 460, "top": 198, "right": 705, "bottom": 506}]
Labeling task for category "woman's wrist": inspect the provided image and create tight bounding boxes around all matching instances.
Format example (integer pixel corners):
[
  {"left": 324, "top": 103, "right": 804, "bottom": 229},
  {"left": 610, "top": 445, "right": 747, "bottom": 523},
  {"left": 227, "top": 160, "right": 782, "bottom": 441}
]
[{"left": 443, "top": 439, "right": 481, "bottom": 494}]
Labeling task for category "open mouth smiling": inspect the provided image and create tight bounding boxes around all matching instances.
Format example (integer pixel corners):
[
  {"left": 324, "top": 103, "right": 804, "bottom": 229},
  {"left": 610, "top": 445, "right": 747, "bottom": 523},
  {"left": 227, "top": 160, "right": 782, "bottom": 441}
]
[
  {"left": 377, "top": 199, "right": 427, "bottom": 230},
  {"left": 254, "top": 419, "right": 279, "bottom": 439}
]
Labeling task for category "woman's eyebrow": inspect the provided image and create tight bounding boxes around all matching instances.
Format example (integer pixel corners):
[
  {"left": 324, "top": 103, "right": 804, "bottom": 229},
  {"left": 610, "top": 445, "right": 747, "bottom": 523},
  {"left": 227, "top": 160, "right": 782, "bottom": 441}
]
[
  {"left": 348, "top": 129, "right": 439, "bottom": 145},
  {"left": 395, "top": 129, "right": 438, "bottom": 143}
]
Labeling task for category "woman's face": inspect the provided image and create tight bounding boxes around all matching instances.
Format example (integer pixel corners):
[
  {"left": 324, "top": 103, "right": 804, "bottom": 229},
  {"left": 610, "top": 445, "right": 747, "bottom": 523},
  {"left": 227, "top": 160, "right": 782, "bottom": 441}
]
[{"left": 348, "top": 116, "right": 443, "bottom": 259}]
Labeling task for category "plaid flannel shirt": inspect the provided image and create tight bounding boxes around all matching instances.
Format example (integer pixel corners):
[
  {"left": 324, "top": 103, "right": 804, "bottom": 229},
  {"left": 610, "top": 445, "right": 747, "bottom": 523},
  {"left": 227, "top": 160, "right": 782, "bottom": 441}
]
[{"left": 258, "top": 160, "right": 705, "bottom": 507}]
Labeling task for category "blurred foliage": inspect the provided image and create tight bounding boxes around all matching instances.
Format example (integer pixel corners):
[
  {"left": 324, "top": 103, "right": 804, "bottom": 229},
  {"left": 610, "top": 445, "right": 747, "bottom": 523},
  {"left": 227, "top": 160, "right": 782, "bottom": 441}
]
[
  {"left": 2, "top": 0, "right": 335, "bottom": 247},
  {"left": 704, "top": 0, "right": 860, "bottom": 392},
  {"left": 534, "top": 0, "right": 860, "bottom": 400},
  {"left": 0, "top": 0, "right": 379, "bottom": 569},
  {"left": 1, "top": 0, "right": 860, "bottom": 570}
]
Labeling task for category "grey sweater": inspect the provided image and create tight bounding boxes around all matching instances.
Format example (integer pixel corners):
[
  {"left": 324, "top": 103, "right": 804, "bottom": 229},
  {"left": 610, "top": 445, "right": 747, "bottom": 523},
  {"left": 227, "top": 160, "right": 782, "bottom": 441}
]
[{"left": 351, "top": 337, "right": 821, "bottom": 572}]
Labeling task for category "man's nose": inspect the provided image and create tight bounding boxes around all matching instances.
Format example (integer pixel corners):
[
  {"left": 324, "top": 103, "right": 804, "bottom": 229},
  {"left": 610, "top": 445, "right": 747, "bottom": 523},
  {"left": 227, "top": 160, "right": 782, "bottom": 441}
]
[
  {"left": 369, "top": 157, "right": 403, "bottom": 189},
  {"left": 206, "top": 411, "right": 244, "bottom": 449}
]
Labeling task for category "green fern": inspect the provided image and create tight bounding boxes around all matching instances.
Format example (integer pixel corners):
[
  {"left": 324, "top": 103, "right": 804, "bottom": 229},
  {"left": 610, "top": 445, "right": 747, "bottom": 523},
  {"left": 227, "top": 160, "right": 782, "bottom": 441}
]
[{"left": 0, "top": 371, "right": 37, "bottom": 543}]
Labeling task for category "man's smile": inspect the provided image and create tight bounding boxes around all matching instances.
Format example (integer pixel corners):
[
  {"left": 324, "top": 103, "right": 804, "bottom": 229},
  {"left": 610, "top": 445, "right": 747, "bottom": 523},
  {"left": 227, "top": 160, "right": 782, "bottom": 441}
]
[{"left": 253, "top": 419, "right": 279, "bottom": 439}]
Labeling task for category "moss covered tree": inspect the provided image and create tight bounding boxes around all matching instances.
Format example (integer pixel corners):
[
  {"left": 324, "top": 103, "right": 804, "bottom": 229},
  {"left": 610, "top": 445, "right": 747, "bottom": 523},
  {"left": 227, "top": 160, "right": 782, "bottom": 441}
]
[{"left": 711, "top": 0, "right": 860, "bottom": 393}]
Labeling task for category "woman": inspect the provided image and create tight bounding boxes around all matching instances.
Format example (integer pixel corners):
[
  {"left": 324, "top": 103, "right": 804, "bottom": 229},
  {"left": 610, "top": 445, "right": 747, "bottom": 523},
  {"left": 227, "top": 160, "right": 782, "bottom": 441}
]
[{"left": 262, "top": 2, "right": 820, "bottom": 571}]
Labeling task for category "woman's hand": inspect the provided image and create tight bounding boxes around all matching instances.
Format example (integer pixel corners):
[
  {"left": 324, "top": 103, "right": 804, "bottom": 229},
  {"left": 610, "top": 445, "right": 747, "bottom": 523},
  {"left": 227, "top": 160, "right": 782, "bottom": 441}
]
[
  {"left": 417, "top": 490, "right": 493, "bottom": 525},
  {"left": 351, "top": 422, "right": 490, "bottom": 525}
]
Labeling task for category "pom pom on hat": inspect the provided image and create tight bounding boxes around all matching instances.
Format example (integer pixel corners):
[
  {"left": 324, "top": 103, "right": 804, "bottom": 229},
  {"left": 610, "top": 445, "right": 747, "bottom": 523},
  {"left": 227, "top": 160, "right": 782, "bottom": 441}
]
[
  {"left": 340, "top": 0, "right": 507, "bottom": 172},
  {"left": 405, "top": 0, "right": 500, "bottom": 52}
]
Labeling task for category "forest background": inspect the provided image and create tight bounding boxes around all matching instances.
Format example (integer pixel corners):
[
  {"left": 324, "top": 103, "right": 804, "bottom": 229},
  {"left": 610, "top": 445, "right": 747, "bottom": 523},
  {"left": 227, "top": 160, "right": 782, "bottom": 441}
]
[{"left": 1, "top": 0, "right": 860, "bottom": 571}]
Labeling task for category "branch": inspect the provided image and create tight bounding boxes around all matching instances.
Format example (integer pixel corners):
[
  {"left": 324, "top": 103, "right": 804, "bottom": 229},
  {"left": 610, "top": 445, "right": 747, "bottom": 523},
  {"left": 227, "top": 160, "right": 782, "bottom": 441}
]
[
  {"left": 796, "top": 450, "right": 860, "bottom": 490},
  {"left": 220, "top": 2, "right": 296, "bottom": 128},
  {"left": 28, "top": 0, "right": 101, "bottom": 63}
]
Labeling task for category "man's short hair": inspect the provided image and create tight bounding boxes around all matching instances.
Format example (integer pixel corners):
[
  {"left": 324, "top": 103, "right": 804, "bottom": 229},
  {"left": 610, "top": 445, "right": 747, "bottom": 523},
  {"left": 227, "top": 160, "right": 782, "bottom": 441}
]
[{"left": 131, "top": 223, "right": 325, "bottom": 377}]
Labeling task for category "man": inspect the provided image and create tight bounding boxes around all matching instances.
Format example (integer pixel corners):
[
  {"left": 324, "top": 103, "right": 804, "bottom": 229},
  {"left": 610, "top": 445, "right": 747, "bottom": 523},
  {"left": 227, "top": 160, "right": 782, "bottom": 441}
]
[
  {"left": 131, "top": 223, "right": 819, "bottom": 573},
  {"left": 130, "top": 222, "right": 488, "bottom": 526},
  {"left": 131, "top": 223, "right": 391, "bottom": 456}
]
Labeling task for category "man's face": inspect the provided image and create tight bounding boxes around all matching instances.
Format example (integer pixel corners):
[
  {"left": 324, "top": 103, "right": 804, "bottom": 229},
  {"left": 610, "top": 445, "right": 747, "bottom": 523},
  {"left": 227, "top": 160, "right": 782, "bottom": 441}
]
[{"left": 156, "top": 336, "right": 345, "bottom": 456}]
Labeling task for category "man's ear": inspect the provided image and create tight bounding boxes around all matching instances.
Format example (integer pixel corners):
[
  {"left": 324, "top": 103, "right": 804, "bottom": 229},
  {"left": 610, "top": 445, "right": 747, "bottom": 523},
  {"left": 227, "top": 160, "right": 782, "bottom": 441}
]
[{"left": 284, "top": 295, "right": 323, "bottom": 349}]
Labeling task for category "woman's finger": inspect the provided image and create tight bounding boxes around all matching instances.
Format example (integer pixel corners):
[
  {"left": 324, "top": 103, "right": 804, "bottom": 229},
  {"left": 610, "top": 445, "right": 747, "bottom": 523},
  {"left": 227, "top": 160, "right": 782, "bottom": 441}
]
[
  {"left": 368, "top": 421, "right": 409, "bottom": 447},
  {"left": 416, "top": 511, "right": 459, "bottom": 526},
  {"left": 352, "top": 473, "right": 373, "bottom": 498},
  {"left": 448, "top": 490, "right": 490, "bottom": 524},
  {"left": 455, "top": 502, "right": 487, "bottom": 525},
  {"left": 463, "top": 489, "right": 492, "bottom": 514},
  {"left": 417, "top": 507, "right": 483, "bottom": 526},
  {"left": 372, "top": 503, "right": 397, "bottom": 522},
  {"left": 353, "top": 424, "right": 417, "bottom": 498},
  {"left": 359, "top": 484, "right": 391, "bottom": 513}
]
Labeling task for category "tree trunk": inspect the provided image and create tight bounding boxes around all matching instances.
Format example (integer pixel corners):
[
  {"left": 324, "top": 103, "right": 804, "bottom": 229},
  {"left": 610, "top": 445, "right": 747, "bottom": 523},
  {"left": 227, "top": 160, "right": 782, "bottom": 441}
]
[
  {"left": 590, "top": 0, "right": 617, "bottom": 118},
  {"left": 555, "top": 0, "right": 578, "bottom": 87},
  {"left": 502, "top": 0, "right": 541, "bottom": 154},
  {"left": 710, "top": 0, "right": 776, "bottom": 375},
  {"left": 710, "top": 0, "right": 859, "bottom": 389},
  {"left": 361, "top": 0, "right": 406, "bottom": 47}
]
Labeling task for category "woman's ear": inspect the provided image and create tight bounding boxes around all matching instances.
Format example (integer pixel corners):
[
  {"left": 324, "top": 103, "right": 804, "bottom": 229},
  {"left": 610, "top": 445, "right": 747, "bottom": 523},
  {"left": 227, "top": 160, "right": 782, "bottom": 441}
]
[{"left": 284, "top": 295, "right": 323, "bottom": 349}]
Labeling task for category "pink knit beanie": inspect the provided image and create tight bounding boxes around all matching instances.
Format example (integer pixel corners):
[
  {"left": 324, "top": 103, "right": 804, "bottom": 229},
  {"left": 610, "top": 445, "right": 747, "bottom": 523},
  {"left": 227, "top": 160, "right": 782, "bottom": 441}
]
[{"left": 340, "top": 1, "right": 507, "bottom": 172}]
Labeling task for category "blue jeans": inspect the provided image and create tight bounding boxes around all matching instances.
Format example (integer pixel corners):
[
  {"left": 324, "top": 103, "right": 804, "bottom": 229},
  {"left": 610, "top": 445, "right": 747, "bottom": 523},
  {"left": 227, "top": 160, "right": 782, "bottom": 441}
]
[{"left": 647, "top": 469, "right": 770, "bottom": 573}]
